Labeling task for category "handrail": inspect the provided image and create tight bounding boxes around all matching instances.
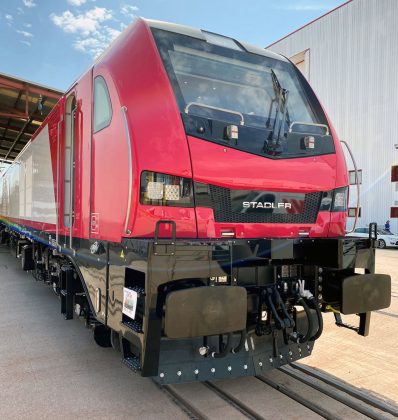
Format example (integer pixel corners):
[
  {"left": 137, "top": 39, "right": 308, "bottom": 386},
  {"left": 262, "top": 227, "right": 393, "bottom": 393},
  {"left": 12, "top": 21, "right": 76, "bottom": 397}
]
[
  {"left": 184, "top": 102, "right": 244, "bottom": 126},
  {"left": 121, "top": 106, "right": 133, "bottom": 235},
  {"left": 69, "top": 106, "right": 78, "bottom": 250},
  {"left": 56, "top": 120, "right": 61, "bottom": 248},
  {"left": 341, "top": 140, "right": 360, "bottom": 234},
  {"left": 289, "top": 121, "right": 329, "bottom": 135}
]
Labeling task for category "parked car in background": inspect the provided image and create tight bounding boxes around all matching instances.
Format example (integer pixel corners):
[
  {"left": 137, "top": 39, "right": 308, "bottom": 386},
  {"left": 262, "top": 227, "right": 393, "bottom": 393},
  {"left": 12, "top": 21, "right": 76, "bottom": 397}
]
[{"left": 348, "top": 227, "right": 398, "bottom": 249}]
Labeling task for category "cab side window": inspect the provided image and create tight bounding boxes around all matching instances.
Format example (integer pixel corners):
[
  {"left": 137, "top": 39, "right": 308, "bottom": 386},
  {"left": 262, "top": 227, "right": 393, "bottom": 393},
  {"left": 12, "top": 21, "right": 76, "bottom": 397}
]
[{"left": 93, "top": 76, "right": 112, "bottom": 132}]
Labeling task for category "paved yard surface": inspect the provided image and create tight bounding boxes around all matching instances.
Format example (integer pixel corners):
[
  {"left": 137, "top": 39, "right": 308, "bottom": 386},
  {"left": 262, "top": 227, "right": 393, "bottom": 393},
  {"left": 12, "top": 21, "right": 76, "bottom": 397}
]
[
  {"left": 0, "top": 248, "right": 185, "bottom": 420},
  {"left": 302, "top": 249, "right": 398, "bottom": 405}
]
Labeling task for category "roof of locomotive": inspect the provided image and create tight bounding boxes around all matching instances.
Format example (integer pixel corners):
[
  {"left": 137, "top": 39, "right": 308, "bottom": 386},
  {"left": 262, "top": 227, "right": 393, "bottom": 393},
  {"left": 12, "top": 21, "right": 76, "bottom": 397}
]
[
  {"left": 145, "top": 19, "right": 288, "bottom": 63},
  {"left": 66, "top": 18, "right": 289, "bottom": 101}
]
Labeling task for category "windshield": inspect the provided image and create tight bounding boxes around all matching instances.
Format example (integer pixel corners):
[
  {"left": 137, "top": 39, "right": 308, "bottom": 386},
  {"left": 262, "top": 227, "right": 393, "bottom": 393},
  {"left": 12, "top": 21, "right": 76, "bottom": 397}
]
[
  {"left": 378, "top": 229, "right": 393, "bottom": 235},
  {"left": 152, "top": 28, "right": 333, "bottom": 159}
]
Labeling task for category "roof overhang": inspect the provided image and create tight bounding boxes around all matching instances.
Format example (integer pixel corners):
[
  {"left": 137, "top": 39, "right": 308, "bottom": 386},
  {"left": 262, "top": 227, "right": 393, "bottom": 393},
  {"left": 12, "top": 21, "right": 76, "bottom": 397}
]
[{"left": 0, "top": 72, "right": 63, "bottom": 163}]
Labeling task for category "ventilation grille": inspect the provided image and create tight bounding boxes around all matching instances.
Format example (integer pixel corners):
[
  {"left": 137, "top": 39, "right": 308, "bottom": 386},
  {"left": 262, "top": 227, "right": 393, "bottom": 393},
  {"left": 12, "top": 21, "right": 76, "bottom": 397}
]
[{"left": 209, "top": 186, "right": 322, "bottom": 224}]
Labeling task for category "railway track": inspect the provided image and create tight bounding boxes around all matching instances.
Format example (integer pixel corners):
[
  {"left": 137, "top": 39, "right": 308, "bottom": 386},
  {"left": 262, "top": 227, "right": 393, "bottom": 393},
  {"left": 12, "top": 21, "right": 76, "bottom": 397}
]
[{"left": 156, "top": 363, "right": 398, "bottom": 420}]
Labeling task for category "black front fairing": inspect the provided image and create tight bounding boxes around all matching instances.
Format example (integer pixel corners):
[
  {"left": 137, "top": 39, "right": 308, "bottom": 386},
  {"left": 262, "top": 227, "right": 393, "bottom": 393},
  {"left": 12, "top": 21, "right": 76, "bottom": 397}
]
[{"left": 182, "top": 113, "right": 335, "bottom": 159}]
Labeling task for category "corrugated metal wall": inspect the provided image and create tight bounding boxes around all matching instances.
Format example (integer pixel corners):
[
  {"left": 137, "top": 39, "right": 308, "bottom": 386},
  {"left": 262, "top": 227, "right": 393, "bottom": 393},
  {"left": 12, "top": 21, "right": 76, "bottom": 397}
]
[{"left": 268, "top": 0, "right": 398, "bottom": 232}]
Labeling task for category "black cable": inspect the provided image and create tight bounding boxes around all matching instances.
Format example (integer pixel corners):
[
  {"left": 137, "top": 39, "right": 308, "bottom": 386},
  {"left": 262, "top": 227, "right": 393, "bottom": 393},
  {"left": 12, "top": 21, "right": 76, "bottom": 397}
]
[
  {"left": 266, "top": 289, "right": 285, "bottom": 329},
  {"left": 231, "top": 329, "right": 246, "bottom": 354},
  {"left": 309, "top": 297, "right": 324, "bottom": 341},
  {"left": 273, "top": 288, "right": 295, "bottom": 328},
  {"left": 212, "top": 333, "right": 232, "bottom": 358},
  {"left": 296, "top": 296, "right": 313, "bottom": 343}
]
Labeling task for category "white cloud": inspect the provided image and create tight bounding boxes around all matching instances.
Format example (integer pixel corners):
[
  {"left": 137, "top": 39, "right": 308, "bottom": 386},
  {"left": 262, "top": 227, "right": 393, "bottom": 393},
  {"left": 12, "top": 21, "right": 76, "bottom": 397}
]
[
  {"left": 5, "top": 14, "right": 14, "bottom": 24},
  {"left": 50, "top": 7, "right": 112, "bottom": 36},
  {"left": 22, "top": 0, "right": 37, "bottom": 8},
  {"left": 23, "top": 22, "right": 32, "bottom": 28},
  {"left": 121, "top": 5, "right": 139, "bottom": 19},
  {"left": 16, "top": 29, "right": 34, "bottom": 37},
  {"left": 68, "top": 0, "right": 87, "bottom": 6},
  {"left": 17, "top": 7, "right": 24, "bottom": 14},
  {"left": 51, "top": 5, "right": 138, "bottom": 58},
  {"left": 20, "top": 40, "right": 31, "bottom": 46},
  {"left": 74, "top": 26, "right": 121, "bottom": 57}
]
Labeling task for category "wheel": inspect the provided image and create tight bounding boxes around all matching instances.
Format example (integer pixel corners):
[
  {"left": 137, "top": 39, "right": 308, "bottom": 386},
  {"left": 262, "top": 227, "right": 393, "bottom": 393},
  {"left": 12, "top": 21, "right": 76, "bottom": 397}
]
[{"left": 378, "top": 239, "right": 386, "bottom": 249}]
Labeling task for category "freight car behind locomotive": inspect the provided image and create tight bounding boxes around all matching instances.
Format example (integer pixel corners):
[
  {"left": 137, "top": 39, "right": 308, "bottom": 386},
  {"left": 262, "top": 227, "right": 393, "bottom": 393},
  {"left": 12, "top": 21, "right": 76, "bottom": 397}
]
[{"left": 0, "top": 19, "right": 391, "bottom": 384}]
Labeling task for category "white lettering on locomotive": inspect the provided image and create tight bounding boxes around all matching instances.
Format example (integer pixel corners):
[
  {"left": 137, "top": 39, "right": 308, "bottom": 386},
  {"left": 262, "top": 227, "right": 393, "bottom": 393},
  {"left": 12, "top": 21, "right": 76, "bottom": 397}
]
[{"left": 243, "top": 202, "right": 292, "bottom": 209}]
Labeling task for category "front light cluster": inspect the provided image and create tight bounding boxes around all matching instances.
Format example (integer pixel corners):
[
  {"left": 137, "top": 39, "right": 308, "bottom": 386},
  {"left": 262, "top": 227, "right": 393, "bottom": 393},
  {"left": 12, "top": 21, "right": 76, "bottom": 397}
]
[
  {"left": 319, "top": 187, "right": 348, "bottom": 212},
  {"left": 140, "top": 171, "right": 194, "bottom": 207}
]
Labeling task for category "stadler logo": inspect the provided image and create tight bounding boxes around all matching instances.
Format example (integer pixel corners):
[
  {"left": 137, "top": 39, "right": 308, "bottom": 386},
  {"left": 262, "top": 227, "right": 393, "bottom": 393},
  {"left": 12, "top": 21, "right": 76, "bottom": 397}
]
[{"left": 243, "top": 202, "right": 292, "bottom": 209}]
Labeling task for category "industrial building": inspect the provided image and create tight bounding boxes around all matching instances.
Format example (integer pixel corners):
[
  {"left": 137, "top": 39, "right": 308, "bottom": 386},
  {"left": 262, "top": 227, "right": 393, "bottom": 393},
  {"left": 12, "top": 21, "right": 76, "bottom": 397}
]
[{"left": 267, "top": 0, "right": 398, "bottom": 232}]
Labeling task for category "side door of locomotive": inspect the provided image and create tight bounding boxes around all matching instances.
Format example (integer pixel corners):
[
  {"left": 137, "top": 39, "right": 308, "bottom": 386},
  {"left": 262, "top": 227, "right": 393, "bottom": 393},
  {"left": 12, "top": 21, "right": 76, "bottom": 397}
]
[
  {"left": 90, "top": 67, "right": 130, "bottom": 243},
  {"left": 58, "top": 71, "right": 92, "bottom": 250}
]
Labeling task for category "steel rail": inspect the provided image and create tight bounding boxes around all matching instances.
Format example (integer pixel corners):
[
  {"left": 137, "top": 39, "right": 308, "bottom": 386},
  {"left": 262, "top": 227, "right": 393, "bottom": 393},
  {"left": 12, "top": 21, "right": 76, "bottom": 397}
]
[
  {"left": 279, "top": 365, "right": 389, "bottom": 420},
  {"left": 154, "top": 382, "right": 208, "bottom": 420},
  {"left": 290, "top": 363, "right": 398, "bottom": 417},
  {"left": 255, "top": 374, "right": 339, "bottom": 420},
  {"left": 203, "top": 381, "right": 265, "bottom": 420}
]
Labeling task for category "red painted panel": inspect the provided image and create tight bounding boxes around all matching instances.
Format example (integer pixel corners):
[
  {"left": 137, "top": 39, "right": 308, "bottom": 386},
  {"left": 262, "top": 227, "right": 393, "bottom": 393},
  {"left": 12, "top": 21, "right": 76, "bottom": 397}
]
[
  {"left": 90, "top": 66, "right": 130, "bottom": 242},
  {"left": 132, "top": 206, "right": 197, "bottom": 238},
  {"left": 187, "top": 135, "right": 337, "bottom": 192},
  {"left": 97, "top": 20, "right": 194, "bottom": 240}
]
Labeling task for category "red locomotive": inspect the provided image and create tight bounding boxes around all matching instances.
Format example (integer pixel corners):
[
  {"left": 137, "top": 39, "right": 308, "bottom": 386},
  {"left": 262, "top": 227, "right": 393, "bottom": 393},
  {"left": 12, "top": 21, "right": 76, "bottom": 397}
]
[{"left": 0, "top": 19, "right": 391, "bottom": 383}]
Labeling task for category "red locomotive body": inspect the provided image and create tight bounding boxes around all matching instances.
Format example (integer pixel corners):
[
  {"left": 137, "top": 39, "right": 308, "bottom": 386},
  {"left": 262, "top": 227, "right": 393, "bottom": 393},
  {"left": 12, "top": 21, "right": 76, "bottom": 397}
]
[{"left": 0, "top": 19, "right": 391, "bottom": 383}]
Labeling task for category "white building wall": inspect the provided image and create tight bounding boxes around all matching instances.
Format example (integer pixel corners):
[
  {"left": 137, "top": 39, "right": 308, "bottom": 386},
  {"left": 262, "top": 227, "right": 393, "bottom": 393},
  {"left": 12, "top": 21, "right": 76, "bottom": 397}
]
[{"left": 268, "top": 0, "right": 398, "bottom": 232}]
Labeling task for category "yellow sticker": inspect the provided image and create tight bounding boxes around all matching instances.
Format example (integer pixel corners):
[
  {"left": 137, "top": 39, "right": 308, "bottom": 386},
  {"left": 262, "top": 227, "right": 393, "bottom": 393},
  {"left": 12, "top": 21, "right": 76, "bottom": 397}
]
[{"left": 120, "top": 249, "right": 125, "bottom": 259}]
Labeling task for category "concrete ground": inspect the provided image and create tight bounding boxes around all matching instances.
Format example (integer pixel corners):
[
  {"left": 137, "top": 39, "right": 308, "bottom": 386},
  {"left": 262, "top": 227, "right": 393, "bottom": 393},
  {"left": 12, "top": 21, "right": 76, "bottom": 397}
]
[
  {"left": 0, "top": 248, "right": 185, "bottom": 420},
  {"left": 302, "top": 248, "right": 398, "bottom": 405},
  {"left": 0, "top": 246, "right": 397, "bottom": 418}
]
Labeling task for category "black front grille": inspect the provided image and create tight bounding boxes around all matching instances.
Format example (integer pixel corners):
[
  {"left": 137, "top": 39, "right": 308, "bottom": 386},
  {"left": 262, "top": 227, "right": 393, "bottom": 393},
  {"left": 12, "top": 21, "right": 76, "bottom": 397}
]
[{"left": 208, "top": 185, "right": 322, "bottom": 224}]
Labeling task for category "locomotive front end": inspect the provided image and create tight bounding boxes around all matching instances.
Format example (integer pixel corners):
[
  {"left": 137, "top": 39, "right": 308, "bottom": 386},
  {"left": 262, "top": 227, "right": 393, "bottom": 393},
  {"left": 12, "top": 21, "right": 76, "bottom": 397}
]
[{"left": 112, "top": 21, "right": 392, "bottom": 384}]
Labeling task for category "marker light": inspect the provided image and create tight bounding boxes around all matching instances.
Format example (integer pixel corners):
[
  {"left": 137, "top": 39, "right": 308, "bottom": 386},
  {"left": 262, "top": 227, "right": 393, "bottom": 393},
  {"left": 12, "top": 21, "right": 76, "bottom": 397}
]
[
  {"left": 140, "top": 171, "right": 194, "bottom": 207},
  {"left": 332, "top": 187, "right": 348, "bottom": 212}
]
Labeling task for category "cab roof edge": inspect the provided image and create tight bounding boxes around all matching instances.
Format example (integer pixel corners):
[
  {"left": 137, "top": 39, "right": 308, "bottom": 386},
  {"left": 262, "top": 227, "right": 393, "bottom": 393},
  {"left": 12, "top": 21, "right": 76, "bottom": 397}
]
[{"left": 144, "top": 18, "right": 288, "bottom": 62}]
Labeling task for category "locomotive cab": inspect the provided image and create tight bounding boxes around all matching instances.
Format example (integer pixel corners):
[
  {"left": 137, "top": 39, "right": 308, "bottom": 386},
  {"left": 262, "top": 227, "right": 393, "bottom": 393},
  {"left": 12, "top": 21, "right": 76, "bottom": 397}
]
[{"left": 132, "top": 22, "right": 349, "bottom": 241}]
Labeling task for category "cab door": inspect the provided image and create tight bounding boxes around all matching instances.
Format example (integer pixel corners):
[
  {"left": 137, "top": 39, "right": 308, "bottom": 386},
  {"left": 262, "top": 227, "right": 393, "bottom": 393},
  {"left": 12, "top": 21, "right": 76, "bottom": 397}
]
[{"left": 90, "top": 67, "right": 131, "bottom": 242}]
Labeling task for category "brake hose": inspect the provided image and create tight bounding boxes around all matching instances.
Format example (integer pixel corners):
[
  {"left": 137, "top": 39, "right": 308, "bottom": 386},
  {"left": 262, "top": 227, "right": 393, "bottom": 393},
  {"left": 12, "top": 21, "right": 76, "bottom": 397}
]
[
  {"left": 295, "top": 296, "right": 313, "bottom": 343},
  {"left": 309, "top": 298, "right": 324, "bottom": 341},
  {"left": 212, "top": 333, "right": 232, "bottom": 358},
  {"left": 273, "top": 288, "right": 295, "bottom": 328},
  {"left": 231, "top": 329, "right": 247, "bottom": 354},
  {"left": 265, "top": 289, "right": 286, "bottom": 329}
]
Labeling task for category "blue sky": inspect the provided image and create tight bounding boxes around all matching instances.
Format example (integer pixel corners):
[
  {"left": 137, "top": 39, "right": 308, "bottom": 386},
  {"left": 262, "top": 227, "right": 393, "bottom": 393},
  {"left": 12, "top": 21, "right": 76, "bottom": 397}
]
[{"left": 0, "top": 0, "right": 344, "bottom": 91}]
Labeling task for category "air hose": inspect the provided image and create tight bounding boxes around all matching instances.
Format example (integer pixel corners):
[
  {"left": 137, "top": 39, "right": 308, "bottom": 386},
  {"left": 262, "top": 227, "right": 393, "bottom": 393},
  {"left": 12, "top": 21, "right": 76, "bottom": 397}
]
[
  {"left": 265, "top": 290, "right": 286, "bottom": 329},
  {"left": 295, "top": 296, "right": 313, "bottom": 343},
  {"left": 231, "top": 329, "right": 247, "bottom": 354},
  {"left": 273, "top": 288, "right": 295, "bottom": 328},
  {"left": 212, "top": 333, "right": 232, "bottom": 358},
  {"left": 308, "top": 297, "right": 323, "bottom": 341}
]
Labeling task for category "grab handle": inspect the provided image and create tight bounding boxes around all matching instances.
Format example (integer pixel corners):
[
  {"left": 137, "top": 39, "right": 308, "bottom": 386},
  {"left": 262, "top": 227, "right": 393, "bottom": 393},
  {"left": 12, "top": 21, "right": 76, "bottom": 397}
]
[
  {"left": 121, "top": 106, "right": 133, "bottom": 235},
  {"left": 341, "top": 140, "right": 360, "bottom": 234}
]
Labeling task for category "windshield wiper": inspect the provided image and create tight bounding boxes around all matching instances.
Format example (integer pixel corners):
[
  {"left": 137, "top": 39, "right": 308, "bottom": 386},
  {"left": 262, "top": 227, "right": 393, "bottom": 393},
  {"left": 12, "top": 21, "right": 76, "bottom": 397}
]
[{"left": 264, "top": 70, "right": 289, "bottom": 154}]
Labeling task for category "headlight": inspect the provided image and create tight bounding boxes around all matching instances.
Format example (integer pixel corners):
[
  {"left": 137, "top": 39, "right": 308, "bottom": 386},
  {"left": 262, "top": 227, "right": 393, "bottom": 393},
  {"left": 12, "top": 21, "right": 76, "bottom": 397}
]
[
  {"left": 319, "top": 187, "right": 348, "bottom": 212},
  {"left": 332, "top": 187, "right": 348, "bottom": 212},
  {"left": 140, "top": 171, "right": 194, "bottom": 207}
]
